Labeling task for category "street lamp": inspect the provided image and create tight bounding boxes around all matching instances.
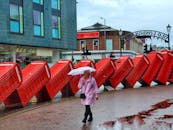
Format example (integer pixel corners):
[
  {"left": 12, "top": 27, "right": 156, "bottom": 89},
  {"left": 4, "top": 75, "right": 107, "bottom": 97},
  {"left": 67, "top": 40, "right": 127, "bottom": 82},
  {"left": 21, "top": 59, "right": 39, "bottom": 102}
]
[
  {"left": 100, "top": 17, "right": 106, "bottom": 53},
  {"left": 119, "top": 29, "right": 123, "bottom": 56},
  {"left": 166, "top": 24, "right": 171, "bottom": 50}
]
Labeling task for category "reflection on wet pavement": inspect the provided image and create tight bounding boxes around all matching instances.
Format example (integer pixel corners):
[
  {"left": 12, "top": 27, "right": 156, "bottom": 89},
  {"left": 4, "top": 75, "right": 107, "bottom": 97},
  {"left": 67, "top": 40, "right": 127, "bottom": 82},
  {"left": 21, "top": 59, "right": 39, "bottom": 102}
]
[
  {"left": 99, "top": 99, "right": 173, "bottom": 130},
  {"left": 99, "top": 119, "right": 173, "bottom": 130}
]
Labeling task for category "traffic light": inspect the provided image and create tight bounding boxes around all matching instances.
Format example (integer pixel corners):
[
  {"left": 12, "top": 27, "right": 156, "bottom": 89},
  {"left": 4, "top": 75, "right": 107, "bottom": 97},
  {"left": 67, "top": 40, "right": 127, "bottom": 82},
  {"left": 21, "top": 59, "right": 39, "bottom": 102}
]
[{"left": 143, "top": 44, "right": 147, "bottom": 53}]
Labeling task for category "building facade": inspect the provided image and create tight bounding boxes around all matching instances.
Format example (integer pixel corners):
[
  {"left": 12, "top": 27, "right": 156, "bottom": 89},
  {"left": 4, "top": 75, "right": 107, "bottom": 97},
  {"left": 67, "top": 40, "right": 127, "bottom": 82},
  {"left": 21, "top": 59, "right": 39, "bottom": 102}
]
[
  {"left": 77, "top": 23, "right": 143, "bottom": 53},
  {"left": 0, "top": 0, "right": 77, "bottom": 66}
]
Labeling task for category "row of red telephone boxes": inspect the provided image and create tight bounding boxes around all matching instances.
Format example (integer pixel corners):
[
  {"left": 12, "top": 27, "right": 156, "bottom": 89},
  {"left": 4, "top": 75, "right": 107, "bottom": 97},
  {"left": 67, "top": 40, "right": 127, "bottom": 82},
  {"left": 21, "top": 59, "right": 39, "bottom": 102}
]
[{"left": 0, "top": 50, "right": 172, "bottom": 107}]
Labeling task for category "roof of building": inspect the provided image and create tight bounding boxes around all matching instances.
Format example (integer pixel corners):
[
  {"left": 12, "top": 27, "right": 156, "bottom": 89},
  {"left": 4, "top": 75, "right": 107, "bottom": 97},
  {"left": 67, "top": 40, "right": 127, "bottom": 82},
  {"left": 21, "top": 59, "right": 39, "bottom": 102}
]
[
  {"left": 78, "top": 23, "right": 118, "bottom": 32},
  {"left": 81, "top": 23, "right": 112, "bottom": 30}
]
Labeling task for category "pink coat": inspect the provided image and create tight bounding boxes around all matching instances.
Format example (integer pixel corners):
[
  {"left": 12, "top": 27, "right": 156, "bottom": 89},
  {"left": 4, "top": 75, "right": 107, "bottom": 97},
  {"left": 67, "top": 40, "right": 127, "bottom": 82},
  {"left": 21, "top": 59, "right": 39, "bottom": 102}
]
[{"left": 78, "top": 76, "right": 98, "bottom": 105}]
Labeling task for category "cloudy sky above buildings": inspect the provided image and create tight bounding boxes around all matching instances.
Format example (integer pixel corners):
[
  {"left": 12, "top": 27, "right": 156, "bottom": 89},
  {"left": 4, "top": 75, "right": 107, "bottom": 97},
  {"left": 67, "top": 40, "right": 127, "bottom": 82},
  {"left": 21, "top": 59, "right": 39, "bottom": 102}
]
[{"left": 77, "top": 0, "right": 173, "bottom": 47}]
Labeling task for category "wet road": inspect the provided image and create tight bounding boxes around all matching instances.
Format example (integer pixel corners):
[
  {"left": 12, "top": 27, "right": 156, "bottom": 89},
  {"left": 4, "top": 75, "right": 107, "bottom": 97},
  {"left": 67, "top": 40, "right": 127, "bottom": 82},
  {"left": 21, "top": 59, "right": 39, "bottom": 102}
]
[{"left": 0, "top": 85, "right": 173, "bottom": 130}]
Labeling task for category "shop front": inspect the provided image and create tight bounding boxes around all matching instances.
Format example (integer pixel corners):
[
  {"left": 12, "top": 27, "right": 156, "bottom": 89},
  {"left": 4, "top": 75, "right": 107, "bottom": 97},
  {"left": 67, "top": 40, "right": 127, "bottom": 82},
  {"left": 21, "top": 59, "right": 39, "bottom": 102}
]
[{"left": 0, "top": 44, "right": 55, "bottom": 68}]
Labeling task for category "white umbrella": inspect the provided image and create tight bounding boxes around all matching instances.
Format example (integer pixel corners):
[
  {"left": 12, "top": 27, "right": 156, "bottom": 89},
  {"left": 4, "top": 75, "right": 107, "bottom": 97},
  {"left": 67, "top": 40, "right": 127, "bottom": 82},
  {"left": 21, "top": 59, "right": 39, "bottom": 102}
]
[{"left": 68, "top": 66, "right": 96, "bottom": 76}]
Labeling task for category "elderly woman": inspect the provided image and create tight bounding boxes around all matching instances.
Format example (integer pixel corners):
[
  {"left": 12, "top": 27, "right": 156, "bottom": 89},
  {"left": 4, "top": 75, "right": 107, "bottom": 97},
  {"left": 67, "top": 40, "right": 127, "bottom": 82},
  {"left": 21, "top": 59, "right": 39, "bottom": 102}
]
[{"left": 78, "top": 70, "right": 98, "bottom": 124}]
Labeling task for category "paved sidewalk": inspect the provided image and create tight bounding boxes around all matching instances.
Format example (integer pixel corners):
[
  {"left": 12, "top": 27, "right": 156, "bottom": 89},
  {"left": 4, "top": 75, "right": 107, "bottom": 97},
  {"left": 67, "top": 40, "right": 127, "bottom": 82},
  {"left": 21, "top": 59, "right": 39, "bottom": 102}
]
[{"left": 0, "top": 85, "right": 173, "bottom": 130}]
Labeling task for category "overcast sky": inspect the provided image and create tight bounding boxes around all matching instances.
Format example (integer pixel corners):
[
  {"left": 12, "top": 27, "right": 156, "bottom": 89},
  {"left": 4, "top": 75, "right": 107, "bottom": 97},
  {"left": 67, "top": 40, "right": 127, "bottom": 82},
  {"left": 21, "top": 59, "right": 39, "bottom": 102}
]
[{"left": 77, "top": 0, "right": 173, "bottom": 47}]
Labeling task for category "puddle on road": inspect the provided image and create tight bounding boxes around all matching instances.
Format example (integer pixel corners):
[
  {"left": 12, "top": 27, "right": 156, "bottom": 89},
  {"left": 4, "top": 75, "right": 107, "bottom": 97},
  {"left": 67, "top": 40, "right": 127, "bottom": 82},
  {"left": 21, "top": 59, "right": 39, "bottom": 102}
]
[{"left": 98, "top": 99, "right": 173, "bottom": 130}]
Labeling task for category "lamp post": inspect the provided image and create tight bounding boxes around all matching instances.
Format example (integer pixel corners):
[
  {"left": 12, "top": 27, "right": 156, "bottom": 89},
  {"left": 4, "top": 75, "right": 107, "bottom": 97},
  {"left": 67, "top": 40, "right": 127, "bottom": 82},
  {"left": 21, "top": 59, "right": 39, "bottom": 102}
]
[
  {"left": 166, "top": 24, "right": 171, "bottom": 50},
  {"left": 119, "top": 29, "right": 123, "bottom": 56},
  {"left": 100, "top": 17, "right": 106, "bottom": 54}
]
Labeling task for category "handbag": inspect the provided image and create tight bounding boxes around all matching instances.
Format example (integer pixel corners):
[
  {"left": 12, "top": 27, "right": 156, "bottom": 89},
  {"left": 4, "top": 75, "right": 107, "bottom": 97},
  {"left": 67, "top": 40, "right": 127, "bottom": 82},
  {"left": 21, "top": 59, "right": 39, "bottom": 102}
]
[{"left": 80, "top": 93, "right": 86, "bottom": 99}]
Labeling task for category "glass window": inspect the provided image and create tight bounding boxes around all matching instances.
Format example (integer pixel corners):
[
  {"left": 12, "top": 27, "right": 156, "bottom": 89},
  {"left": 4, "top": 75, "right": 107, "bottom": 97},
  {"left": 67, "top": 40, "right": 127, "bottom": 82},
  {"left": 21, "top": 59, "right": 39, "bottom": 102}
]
[
  {"left": 58, "top": 17, "right": 61, "bottom": 39},
  {"left": 106, "top": 39, "right": 113, "bottom": 50},
  {"left": 10, "top": 3, "right": 23, "bottom": 34},
  {"left": 51, "top": 0, "right": 58, "bottom": 9},
  {"left": 33, "top": 0, "right": 43, "bottom": 5},
  {"left": 41, "top": 12, "right": 44, "bottom": 36},
  {"left": 51, "top": 0, "right": 61, "bottom": 39},
  {"left": 34, "top": 25, "right": 41, "bottom": 36},
  {"left": 51, "top": 15, "right": 58, "bottom": 28},
  {"left": 10, "top": 4, "right": 19, "bottom": 20},
  {"left": 58, "top": 0, "right": 61, "bottom": 10},
  {"left": 80, "top": 40, "right": 86, "bottom": 50},
  {"left": 19, "top": 6, "right": 23, "bottom": 33},
  {"left": 33, "top": 10, "right": 41, "bottom": 25},
  {"left": 33, "top": 0, "right": 39, "bottom": 3},
  {"left": 10, "top": 21, "right": 19, "bottom": 33},
  {"left": 93, "top": 39, "right": 99, "bottom": 50},
  {"left": 52, "top": 29, "right": 58, "bottom": 38},
  {"left": 33, "top": 10, "right": 44, "bottom": 36},
  {"left": 51, "top": 15, "right": 60, "bottom": 38},
  {"left": 51, "top": 0, "right": 60, "bottom": 10}
]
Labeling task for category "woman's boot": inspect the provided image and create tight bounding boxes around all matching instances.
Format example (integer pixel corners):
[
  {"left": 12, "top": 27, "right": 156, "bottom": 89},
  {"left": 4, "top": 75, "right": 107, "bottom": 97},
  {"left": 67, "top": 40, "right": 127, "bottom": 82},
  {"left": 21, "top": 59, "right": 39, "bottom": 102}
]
[
  {"left": 88, "top": 113, "right": 93, "bottom": 122},
  {"left": 82, "top": 113, "right": 88, "bottom": 123}
]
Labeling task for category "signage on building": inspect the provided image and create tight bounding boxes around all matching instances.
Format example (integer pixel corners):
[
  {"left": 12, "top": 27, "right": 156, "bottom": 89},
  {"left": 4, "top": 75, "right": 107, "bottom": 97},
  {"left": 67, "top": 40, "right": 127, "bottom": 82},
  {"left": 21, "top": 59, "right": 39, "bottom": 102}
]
[
  {"left": 77, "top": 32, "right": 99, "bottom": 39},
  {"left": 16, "top": 47, "right": 36, "bottom": 54}
]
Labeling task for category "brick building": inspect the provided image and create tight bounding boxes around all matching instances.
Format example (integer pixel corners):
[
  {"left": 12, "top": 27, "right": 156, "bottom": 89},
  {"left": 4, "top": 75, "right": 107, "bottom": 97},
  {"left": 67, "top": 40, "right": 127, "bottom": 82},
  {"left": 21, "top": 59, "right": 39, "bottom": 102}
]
[{"left": 77, "top": 23, "right": 143, "bottom": 53}]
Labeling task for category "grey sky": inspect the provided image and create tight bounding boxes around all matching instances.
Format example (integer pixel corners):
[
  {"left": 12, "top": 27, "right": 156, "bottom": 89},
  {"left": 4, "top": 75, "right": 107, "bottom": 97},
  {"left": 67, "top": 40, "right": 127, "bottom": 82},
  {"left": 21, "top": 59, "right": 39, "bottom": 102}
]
[{"left": 77, "top": 0, "right": 173, "bottom": 47}]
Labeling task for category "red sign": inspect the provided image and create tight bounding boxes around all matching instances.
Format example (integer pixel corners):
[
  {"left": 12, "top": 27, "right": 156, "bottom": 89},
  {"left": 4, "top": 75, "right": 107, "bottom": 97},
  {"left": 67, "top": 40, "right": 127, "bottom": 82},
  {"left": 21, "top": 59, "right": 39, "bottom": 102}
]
[{"left": 77, "top": 32, "right": 99, "bottom": 39}]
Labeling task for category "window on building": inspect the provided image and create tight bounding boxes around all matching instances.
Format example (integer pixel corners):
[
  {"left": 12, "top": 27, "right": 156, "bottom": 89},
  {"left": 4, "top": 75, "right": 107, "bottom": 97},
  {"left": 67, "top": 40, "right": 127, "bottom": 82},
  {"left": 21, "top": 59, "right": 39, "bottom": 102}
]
[
  {"left": 51, "top": 0, "right": 60, "bottom": 10},
  {"left": 93, "top": 39, "right": 99, "bottom": 50},
  {"left": 33, "top": 0, "right": 43, "bottom": 5},
  {"left": 80, "top": 40, "right": 86, "bottom": 50},
  {"left": 51, "top": 0, "right": 61, "bottom": 39},
  {"left": 33, "top": 10, "right": 44, "bottom": 36},
  {"left": 106, "top": 39, "right": 113, "bottom": 50},
  {"left": 51, "top": 15, "right": 61, "bottom": 39},
  {"left": 10, "top": 3, "right": 23, "bottom": 33}
]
